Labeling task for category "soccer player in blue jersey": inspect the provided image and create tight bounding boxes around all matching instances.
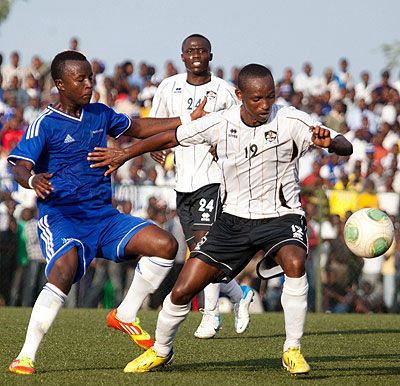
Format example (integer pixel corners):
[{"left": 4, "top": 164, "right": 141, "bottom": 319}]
[{"left": 7, "top": 50, "right": 205, "bottom": 375}]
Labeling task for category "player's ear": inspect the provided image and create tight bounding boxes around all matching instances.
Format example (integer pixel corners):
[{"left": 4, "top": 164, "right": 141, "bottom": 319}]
[
  {"left": 235, "top": 88, "right": 242, "bottom": 101},
  {"left": 54, "top": 79, "right": 64, "bottom": 91},
  {"left": 181, "top": 54, "right": 185, "bottom": 63},
  {"left": 209, "top": 53, "right": 213, "bottom": 61}
]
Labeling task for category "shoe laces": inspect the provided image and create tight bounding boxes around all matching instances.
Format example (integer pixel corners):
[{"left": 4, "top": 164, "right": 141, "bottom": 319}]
[
  {"left": 17, "top": 357, "right": 34, "bottom": 367},
  {"left": 136, "top": 348, "right": 157, "bottom": 366},
  {"left": 287, "top": 347, "right": 304, "bottom": 361},
  {"left": 199, "top": 309, "right": 220, "bottom": 326},
  {"left": 234, "top": 299, "right": 247, "bottom": 318}
]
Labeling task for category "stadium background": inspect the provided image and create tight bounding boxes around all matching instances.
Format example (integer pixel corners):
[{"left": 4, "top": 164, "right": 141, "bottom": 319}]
[{"left": 1, "top": 38, "right": 400, "bottom": 316}]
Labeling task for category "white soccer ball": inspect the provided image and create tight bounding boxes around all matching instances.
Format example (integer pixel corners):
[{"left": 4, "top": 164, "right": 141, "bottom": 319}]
[{"left": 344, "top": 208, "right": 394, "bottom": 258}]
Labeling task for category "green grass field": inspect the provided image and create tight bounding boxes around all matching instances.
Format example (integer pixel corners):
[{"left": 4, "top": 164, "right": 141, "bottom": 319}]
[{"left": 1, "top": 308, "right": 399, "bottom": 386}]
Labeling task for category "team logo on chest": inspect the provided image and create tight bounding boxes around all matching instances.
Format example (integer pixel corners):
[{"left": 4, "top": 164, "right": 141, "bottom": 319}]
[
  {"left": 64, "top": 134, "right": 76, "bottom": 143},
  {"left": 174, "top": 87, "right": 182, "bottom": 93},
  {"left": 264, "top": 130, "right": 277, "bottom": 144},
  {"left": 206, "top": 90, "right": 217, "bottom": 100},
  {"left": 228, "top": 128, "right": 238, "bottom": 138}
]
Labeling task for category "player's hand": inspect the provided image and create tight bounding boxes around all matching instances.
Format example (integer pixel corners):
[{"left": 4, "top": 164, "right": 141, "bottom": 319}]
[
  {"left": 151, "top": 150, "right": 171, "bottom": 166},
  {"left": 87, "top": 147, "right": 127, "bottom": 176},
  {"left": 208, "top": 145, "right": 217, "bottom": 160},
  {"left": 190, "top": 96, "right": 208, "bottom": 121},
  {"left": 310, "top": 126, "right": 331, "bottom": 148},
  {"left": 31, "top": 173, "right": 54, "bottom": 199}
]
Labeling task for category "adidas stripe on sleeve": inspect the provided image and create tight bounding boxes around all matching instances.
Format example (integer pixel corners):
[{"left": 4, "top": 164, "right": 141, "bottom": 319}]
[{"left": 8, "top": 108, "right": 51, "bottom": 166}]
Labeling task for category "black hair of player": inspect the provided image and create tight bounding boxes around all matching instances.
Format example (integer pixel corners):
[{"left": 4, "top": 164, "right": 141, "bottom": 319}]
[
  {"left": 51, "top": 50, "right": 88, "bottom": 81},
  {"left": 181, "top": 34, "right": 212, "bottom": 52},
  {"left": 237, "top": 64, "right": 273, "bottom": 91}
]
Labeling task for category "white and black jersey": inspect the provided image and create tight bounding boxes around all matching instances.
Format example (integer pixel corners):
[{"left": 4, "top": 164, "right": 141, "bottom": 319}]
[
  {"left": 176, "top": 104, "right": 339, "bottom": 220},
  {"left": 149, "top": 73, "right": 239, "bottom": 193}
]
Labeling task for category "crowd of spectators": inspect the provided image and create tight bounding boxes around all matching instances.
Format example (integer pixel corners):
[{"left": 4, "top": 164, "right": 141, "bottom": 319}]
[{"left": 1, "top": 39, "right": 400, "bottom": 313}]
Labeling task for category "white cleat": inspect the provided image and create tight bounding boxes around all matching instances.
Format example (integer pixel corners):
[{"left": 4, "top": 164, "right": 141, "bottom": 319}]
[
  {"left": 233, "top": 286, "right": 254, "bottom": 333},
  {"left": 194, "top": 309, "right": 222, "bottom": 339}
]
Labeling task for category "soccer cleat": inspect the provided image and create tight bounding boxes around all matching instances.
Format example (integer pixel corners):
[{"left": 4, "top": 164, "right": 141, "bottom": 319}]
[
  {"left": 107, "top": 309, "right": 154, "bottom": 350},
  {"left": 194, "top": 309, "right": 222, "bottom": 339},
  {"left": 9, "top": 357, "right": 35, "bottom": 375},
  {"left": 282, "top": 347, "right": 311, "bottom": 375},
  {"left": 233, "top": 285, "right": 254, "bottom": 334},
  {"left": 124, "top": 347, "right": 174, "bottom": 373}
]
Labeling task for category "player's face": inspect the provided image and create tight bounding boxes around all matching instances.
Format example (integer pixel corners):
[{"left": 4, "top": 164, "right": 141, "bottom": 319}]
[
  {"left": 181, "top": 37, "right": 212, "bottom": 76},
  {"left": 236, "top": 76, "right": 275, "bottom": 126},
  {"left": 57, "top": 60, "right": 93, "bottom": 106}
]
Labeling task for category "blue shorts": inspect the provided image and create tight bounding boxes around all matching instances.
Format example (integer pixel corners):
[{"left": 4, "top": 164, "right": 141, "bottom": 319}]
[{"left": 37, "top": 210, "right": 151, "bottom": 283}]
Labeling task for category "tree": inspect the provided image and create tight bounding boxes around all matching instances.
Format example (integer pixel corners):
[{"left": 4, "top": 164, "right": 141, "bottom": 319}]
[
  {"left": 0, "top": 0, "right": 17, "bottom": 25},
  {"left": 380, "top": 40, "right": 400, "bottom": 71}
]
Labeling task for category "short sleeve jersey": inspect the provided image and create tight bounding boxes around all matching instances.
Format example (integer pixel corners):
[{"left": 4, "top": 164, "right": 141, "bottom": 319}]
[
  {"left": 8, "top": 103, "right": 131, "bottom": 218},
  {"left": 149, "top": 73, "right": 239, "bottom": 192},
  {"left": 176, "top": 104, "right": 339, "bottom": 219}
]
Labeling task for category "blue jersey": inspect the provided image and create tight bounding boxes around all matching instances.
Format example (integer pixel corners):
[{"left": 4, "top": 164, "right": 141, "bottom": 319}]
[{"left": 8, "top": 103, "right": 131, "bottom": 218}]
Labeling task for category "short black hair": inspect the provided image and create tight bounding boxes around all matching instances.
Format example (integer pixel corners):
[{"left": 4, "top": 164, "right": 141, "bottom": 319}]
[
  {"left": 237, "top": 64, "right": 273, "bottom": 91},
  {"left": 51, "top": 50, "right": 87, "bottom": 81},
  {"left": 181, "top": 34, "right": 211, "bottom": 52}
]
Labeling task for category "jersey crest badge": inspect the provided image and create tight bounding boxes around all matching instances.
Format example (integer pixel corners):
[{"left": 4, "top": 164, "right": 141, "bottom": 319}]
[
  {"left": 206, "top": 90, "right": 217, "bottom": 100},
  {"left": 265, "top": 130, "right": 277, "bottom": 144},
  {"left": 174, "top": 87, "right": 182, "bottom": 93}
]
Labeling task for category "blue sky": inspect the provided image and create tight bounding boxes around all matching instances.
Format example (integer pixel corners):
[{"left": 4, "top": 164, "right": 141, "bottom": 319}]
[{"left": 1, "top": 0, "right": 399, "bottom": 83}]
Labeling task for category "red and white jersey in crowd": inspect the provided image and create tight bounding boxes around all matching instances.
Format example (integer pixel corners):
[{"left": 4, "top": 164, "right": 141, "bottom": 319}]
[
  {"left": 176, "top": 104, "right": 339, "bottom": 219},
  {"left": 149, "top": 73, "right": 239, "bottom": 193}
]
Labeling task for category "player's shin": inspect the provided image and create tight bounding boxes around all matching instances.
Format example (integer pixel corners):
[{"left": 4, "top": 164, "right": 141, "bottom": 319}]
[
  {"left": 153, "top": 293, "right": 191, "bottom": 357},
  {"left": 220, "top": 280, "right": 243, "bottom": 304},
  {"left": 116, "top": 256, "right": 174, "bottom": 322},
  {"left": 203, "top": 283, "right": 221, "bottom": 313},
  {"left": 18, "top": 283, "right": 67, "bottom": 361},
  {"left": 281, "top": 274, "right": 308, "bottom": 351}
]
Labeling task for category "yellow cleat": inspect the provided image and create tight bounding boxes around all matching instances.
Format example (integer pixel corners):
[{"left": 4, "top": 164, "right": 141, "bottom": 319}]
[
  {"left": 124, "top": 347, "right": 174, "bottom": 373},
  {"left": 9, "top": 357, "right": 35, "bottom": 375},
  {"left": 282, "top": 347, "right": 310, "bottom": 375}
]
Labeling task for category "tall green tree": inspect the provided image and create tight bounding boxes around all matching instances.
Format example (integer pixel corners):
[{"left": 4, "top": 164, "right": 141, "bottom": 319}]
[
  {"left": 381, "top": 40, "right": 400, "bottom": 71},
  {"left": 0, "top": 0, "right": 16, "bottom": 25}
]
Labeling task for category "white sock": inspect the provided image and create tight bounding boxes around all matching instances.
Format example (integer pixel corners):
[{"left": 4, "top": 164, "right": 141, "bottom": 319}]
[
  {"left": 153, "top": 294, "right": 191, "bottom": 357},
  {"left": 17, "top": 283, "right": 66, "bottom": 362},
  {"left": 281, "top": 274, "right": 308, "bottom": 352},
  {"left": 116, "top": 256, "right": 174, "bottom": 323},
  {"left": 220, "top": 280, "right": 243, "bottom": 304},
  {"left": 203, "top": 283, "right": 221, "bottom": 314}
]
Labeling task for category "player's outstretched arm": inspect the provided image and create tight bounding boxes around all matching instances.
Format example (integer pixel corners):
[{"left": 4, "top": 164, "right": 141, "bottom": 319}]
[
  {"left": 14, "top": 160, "right": 54, "bottom": 199},
  {"left": 310, "top": 126, "right": 353, "bottom": 156},
  {"left": 126, "top": 97, "right": 207, "bottom": 138},
  {"left": 88, "top": 130, "right": 179, "bottom": 176}
]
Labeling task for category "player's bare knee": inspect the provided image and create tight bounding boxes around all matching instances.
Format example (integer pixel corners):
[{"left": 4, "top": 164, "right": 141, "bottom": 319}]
[
  {"left": 284, "top": 256, "right": 305, "bottom": 277},
  {"left": 157, "top": 234, "right": 178, "bottom": 260},
  {"left": 170, "top": 285, "right": 193, "bottom": 305},
  {"left": 49, "top": 264, "right": 75, "bottom": 292}
]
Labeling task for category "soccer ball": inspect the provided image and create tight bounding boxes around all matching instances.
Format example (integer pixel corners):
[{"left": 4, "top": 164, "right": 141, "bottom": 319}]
[{"left": 344, "top": 208, "right": 394, "bottom": 258}]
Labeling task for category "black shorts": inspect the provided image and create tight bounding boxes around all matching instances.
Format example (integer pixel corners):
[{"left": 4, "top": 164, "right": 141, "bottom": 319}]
[
  {"left": 176, "top": 183, "right": 222, "bottom": 245},
  {"left": 190, "top": 213, "right": 308, "bottom": 282}
]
